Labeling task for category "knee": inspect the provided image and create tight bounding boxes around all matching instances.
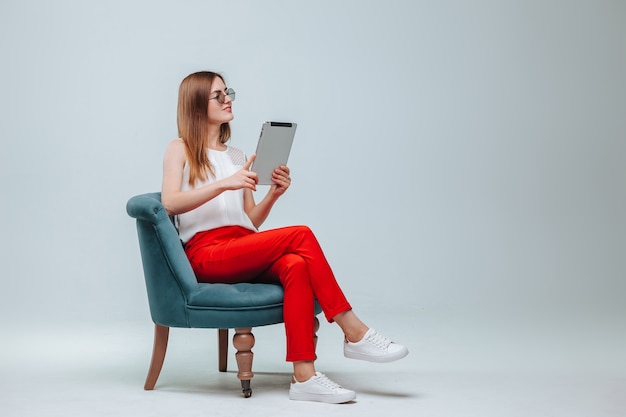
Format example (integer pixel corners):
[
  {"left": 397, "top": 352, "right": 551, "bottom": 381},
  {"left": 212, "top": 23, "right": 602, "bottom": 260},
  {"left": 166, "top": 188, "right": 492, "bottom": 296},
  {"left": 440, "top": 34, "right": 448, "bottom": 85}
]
[
  {"left": 293, "top": 225, "right": 315, "bottom": 240},
  {"left": 282, "top": 225, "right": 321, "bottom": 254},
  {"left": 276, "top": 254, "right": 311, "bottom": 286},
  {"left": 280, "top": 253, "right": 307, "bottom": 274}
]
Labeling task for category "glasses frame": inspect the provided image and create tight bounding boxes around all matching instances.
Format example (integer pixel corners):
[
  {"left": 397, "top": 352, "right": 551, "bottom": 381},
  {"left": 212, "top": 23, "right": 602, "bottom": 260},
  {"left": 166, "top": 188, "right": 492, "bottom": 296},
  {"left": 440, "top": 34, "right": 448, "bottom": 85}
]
[{"left": 209, "top": 88, "right": 236, "bottom": 104}]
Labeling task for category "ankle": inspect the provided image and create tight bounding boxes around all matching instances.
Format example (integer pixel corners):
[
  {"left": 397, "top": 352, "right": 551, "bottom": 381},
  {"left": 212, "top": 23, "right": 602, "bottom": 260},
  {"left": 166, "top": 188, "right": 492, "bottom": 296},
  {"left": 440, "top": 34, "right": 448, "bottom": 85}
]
[
  {"left": 345, "top": 327, "right": 369, "bottom": 344},
  {"left": 293, "top": 361, "right": 316, "bottom": 382},
  {"left": 333, "top": 310, "right": 369, "bottom": 343}
]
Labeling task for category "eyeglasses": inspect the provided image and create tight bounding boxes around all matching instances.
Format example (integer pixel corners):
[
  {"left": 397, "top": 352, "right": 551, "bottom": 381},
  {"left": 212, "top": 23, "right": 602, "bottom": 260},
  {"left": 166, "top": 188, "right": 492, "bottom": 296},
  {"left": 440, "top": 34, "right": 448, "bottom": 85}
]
[{"left": 209, "top": 88, "right": 236, "bottom": 104}]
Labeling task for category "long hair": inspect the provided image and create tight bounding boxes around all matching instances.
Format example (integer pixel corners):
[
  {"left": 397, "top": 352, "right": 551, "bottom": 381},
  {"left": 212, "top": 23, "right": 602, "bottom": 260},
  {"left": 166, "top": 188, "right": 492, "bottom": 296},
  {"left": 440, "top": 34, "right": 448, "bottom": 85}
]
[{"left": 177, "top": 71, "right": 231, "bottom": 186}]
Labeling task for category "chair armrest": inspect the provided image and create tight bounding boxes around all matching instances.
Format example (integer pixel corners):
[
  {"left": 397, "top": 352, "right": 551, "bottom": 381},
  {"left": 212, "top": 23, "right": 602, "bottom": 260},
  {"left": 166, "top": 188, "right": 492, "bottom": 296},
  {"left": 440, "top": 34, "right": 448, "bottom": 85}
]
[{"left": 126, "top": 192, "right": 169, "bottom": 224}]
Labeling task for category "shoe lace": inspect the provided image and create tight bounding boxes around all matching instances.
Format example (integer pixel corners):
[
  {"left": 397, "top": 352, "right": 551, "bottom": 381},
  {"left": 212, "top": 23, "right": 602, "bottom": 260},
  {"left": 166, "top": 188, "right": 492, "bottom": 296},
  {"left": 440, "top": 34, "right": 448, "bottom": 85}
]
[
  {"left": 315, "top": 374, "right": 343, "bottom": 391},
  {"left": 366, "top": 330, "right": 392, "bottom": 349}
]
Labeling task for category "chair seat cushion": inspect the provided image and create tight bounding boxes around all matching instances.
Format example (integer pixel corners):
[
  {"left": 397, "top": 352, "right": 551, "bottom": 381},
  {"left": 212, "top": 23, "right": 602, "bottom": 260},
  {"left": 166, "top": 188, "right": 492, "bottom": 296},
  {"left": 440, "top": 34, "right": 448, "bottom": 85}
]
[{"left": 187, "top": 282, "right": 285, "bottom": 310}]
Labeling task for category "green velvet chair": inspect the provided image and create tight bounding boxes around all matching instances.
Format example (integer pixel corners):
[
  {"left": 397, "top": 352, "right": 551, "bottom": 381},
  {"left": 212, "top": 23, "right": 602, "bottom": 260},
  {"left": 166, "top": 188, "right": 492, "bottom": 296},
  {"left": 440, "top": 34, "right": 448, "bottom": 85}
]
[{"left": 126, "top": 192, "right": 320, "bottom": 397}]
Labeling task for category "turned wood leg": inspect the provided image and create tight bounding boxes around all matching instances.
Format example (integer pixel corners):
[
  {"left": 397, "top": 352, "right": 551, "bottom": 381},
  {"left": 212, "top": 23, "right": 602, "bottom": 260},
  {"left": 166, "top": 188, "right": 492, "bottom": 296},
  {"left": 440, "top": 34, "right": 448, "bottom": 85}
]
[
  {"left": 313, "top": 316, "right": 320, "bottom": 350},
  {"left": 218, "top": 329, "right": 228, "bottom": 372},
  {"left": 144, "top": 324, "right": 169, "bottom": 390},
  {"left": 233, "top": 328, "right": 255, "bottom": 398}
]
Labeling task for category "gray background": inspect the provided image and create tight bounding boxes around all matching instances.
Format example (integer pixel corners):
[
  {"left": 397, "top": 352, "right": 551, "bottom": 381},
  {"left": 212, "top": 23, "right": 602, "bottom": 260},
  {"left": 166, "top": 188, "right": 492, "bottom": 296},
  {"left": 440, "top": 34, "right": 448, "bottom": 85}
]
[{"left": 1, "top": 0, "right": 624, "bottom": 327}]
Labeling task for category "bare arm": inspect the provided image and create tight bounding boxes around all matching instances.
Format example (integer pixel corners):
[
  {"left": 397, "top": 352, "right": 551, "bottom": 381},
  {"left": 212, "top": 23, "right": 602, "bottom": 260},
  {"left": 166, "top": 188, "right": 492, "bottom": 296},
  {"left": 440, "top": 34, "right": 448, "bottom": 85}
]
[{"left": 160, "top": 140, "right": 258, "bottom": 216}]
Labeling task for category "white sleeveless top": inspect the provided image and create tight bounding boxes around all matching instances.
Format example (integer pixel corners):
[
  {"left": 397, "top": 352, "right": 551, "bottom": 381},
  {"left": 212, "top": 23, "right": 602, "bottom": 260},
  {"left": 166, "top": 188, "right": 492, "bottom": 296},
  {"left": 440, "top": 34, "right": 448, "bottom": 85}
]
[{"left": 176, "top": 146, "right": 257, "bottom": 244}]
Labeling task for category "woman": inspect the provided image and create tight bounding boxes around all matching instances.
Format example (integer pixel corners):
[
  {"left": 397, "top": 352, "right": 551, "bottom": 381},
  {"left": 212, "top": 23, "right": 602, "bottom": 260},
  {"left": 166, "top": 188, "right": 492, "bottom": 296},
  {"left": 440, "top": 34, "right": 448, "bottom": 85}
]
[{"left": 161, "top": 71, "right": 408, "bottom": 404}]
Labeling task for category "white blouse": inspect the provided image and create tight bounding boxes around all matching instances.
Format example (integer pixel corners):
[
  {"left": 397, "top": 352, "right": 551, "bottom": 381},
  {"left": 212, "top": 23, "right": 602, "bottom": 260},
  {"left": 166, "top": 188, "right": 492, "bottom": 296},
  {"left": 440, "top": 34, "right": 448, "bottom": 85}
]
[{"left": 175, "top": 146, "right": 257, "bottom": 244}]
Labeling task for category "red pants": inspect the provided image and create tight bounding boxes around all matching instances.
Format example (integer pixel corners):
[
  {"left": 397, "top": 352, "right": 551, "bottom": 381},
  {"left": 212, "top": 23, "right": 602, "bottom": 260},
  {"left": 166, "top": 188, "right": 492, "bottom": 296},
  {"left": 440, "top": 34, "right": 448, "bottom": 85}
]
[{"left": 184, "top": 225, "right": 352, "bottom": 362}]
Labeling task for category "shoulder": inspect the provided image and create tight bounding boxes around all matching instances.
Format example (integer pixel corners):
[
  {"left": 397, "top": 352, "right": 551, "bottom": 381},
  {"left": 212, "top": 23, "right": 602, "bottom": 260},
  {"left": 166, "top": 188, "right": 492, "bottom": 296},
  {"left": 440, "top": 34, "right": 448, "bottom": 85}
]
[
  {"left": 226, "top": 145, "right": 244, "bottom": 155},
  {"left": 226, "top": 145, "right": 247, "bottom": 164},
  {"left": 166, "top": 138, "right": 186, "bottom": 154},
  {"left": 164, "top": 138, "right": 187, "bottom": 163}
]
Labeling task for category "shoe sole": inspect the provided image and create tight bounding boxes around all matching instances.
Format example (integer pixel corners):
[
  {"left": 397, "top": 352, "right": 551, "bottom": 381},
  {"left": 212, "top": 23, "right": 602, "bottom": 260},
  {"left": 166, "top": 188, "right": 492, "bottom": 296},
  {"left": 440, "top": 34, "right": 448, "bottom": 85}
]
[
  {"left": 289, "top": 391, "right": 356, "bottom": 404},
  {"left": 344, "top": 346, "right": 409, "bottom": 363}
]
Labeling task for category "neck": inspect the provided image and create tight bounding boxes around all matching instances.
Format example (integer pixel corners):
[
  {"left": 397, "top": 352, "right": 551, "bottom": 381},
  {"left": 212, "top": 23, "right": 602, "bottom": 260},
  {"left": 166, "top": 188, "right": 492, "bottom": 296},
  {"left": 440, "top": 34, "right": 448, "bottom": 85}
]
[{"left": 207, "top": 124, "right": 223, "bottom": 149}]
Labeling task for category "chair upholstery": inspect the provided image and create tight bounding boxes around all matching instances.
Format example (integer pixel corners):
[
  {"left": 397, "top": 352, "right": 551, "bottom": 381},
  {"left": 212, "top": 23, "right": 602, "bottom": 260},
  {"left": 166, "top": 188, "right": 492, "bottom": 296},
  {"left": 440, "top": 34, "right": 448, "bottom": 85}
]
[{"left": 126, "top": 192, "right": 320, "bottom": 397}]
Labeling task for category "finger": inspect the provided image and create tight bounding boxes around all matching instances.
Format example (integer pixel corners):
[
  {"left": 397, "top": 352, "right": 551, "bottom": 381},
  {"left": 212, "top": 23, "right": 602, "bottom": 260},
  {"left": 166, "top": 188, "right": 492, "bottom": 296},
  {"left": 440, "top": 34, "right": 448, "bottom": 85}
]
[
  {"left": 272, "top": 174, "right": 290, "bottom": 187},
  {"left": 274, "top": 169, "right": 290, "bottom": 181},
  {"left": 275, "top": 165, "right": 290, "bottom": 175},
  {"left": 248, "top": 170, "right": 258, "bottom": 184},
  {"left": 244, "top": 178, "right": 257, "bottom": 191},
  {"left": 243, "top": 154, "right": 256, "bottom": 171}
]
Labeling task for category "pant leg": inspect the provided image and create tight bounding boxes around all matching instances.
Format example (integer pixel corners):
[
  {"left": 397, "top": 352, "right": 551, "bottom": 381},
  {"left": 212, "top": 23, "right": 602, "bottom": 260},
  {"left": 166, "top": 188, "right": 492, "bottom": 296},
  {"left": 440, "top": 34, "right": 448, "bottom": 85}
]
[
  {"left": 184, "top": 225, "right": 353, "bottom": 361},
  {"left": 260, "top": 253, "right": 317, "bottom": 361},
  {"left": 185, "top": 225, "right": 352, "bottom": 323}
]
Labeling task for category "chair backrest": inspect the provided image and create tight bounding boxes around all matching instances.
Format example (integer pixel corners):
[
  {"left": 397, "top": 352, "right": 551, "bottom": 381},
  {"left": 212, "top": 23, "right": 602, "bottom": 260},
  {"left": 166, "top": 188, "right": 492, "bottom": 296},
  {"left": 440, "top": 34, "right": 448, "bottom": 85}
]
[{"left": 126, "top": 192, "right": 199, "bottom": 327}]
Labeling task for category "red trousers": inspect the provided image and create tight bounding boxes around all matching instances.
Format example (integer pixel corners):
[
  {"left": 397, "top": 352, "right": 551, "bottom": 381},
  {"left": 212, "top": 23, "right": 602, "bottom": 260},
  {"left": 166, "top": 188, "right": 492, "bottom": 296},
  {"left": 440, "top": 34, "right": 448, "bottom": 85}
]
[{"left": 184, "top": 225, "right": 352, "bottom": 362}]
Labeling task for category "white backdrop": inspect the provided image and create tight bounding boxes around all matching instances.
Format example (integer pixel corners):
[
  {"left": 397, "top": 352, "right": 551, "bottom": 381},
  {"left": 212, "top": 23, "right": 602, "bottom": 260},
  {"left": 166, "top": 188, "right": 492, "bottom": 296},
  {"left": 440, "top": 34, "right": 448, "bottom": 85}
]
[{"left": 0, "top": 0, "right": 624, "bottom": 325}]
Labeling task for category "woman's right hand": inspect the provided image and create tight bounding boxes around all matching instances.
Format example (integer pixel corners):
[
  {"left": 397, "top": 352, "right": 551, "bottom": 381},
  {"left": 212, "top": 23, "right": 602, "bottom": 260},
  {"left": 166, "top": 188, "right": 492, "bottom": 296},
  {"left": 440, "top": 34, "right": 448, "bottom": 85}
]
[{"left": 221, "top": 154, "right": 258, "bottom": 192}]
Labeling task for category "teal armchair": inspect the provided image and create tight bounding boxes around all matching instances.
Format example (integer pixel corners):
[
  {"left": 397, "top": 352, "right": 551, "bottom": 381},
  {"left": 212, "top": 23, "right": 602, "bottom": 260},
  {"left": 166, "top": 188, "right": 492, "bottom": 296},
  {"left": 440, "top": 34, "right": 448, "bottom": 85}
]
[{"left": 126, "top": 192, "right": 320, "bottom": 397}]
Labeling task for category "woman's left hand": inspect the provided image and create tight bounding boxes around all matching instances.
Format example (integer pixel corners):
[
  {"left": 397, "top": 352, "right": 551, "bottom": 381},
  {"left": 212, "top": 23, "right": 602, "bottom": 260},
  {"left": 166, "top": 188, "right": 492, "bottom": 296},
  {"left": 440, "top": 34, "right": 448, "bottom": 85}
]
[
  {"left": 246, "top": 165, "right": 291, "bottom": 228},
  {"left": 269, "top": 165, "right": 291, "bottom": 198}
]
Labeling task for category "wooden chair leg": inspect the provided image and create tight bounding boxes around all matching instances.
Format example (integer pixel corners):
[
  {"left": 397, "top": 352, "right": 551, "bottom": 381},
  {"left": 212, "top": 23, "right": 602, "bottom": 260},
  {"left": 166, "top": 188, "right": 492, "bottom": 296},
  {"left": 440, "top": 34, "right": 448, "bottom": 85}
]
[
  {"left": 233, "top": 328, "right": 255, "bottom": 398},
  {"left": 144, "top": 324, "right": 169, "bottom": 390},
  {"left": 313, "top": 316, "right": 320, "bottom": 349},
  {"left": 218, "top": 329, "right": 228, "bottom": 372}
]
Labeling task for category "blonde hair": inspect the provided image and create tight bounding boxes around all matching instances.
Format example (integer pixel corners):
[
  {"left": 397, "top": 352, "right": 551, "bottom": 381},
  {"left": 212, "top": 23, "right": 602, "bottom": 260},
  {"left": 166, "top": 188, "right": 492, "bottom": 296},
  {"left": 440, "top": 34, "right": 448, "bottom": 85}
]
[{"left": 177, "top": 71, "right": 231, "bottom": 186}]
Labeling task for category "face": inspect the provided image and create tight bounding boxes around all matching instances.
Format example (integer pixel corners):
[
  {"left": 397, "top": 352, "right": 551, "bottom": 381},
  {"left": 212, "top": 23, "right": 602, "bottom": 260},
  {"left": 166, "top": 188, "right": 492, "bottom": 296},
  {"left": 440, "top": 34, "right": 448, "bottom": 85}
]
[{"left": 207, "top": 77, "right": 234, "bottom": 125}]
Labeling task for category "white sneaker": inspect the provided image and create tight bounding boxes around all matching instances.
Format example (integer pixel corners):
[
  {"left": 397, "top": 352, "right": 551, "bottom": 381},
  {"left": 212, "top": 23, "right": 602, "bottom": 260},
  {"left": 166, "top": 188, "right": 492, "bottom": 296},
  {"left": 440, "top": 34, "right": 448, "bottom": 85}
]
[
  {"left": 289, "top": 372, "right": 356, "bottom": 404},
  {"left": 344, "top": 328, "right": 409, "bottom": 363}
]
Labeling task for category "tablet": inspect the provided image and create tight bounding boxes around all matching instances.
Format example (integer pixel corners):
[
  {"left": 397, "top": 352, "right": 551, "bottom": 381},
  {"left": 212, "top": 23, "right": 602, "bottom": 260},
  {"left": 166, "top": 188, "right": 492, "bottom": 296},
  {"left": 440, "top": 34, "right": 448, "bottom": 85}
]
[{"left": 251, "top": 121, "right": 297, "bottom": 185}]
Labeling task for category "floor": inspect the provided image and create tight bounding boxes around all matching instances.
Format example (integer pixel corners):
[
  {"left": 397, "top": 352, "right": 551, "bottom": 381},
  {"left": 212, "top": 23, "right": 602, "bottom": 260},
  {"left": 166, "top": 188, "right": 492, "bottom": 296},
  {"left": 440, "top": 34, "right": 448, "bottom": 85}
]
[{"left": 2, "top": 307, "right": 625, "bottom": 417}]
